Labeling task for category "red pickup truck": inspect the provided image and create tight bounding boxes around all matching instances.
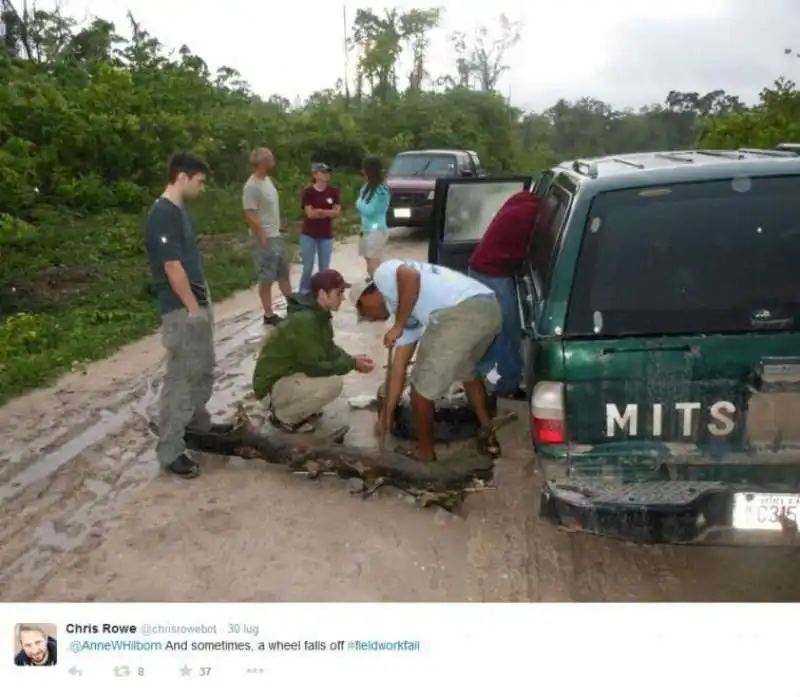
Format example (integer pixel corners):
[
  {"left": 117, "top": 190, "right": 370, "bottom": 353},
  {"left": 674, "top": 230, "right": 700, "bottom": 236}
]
[{"left": 385, "top": 149, "right": 485, "bottom": 229}]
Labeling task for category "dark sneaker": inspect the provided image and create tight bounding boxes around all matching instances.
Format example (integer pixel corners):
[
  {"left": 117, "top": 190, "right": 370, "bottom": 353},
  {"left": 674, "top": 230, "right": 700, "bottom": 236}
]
[
  {"left": 164, "top": 453, "right": 200, "bottom": 479},
  {"left": 187, "top": 422, "right": 234, "bottom": 436},
  {"left": 268, "top": 410, "right": 315, "bottom": 433},
  {"left": 263, "top": 313, "right": 282, "bottom": 326}
]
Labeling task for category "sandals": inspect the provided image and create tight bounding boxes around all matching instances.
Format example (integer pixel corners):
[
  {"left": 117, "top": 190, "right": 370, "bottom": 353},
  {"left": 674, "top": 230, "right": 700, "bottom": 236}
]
[{"left": 393, "top": 444, "right": 438, "bottom": 462}]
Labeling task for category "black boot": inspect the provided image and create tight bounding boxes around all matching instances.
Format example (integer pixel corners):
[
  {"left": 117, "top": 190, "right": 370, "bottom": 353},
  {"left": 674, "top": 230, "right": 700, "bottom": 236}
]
[
  {"left": 263, "top": 313, "right": 282, "bottom": 326},
  {"left": 163, "top": 453, "right": 200, "bottom": 479}
]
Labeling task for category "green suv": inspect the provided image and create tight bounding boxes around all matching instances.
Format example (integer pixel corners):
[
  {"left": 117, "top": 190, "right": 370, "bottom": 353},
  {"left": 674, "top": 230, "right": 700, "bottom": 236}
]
[{"left": 429, "top": 148, "right": 800, "bottom": 544}]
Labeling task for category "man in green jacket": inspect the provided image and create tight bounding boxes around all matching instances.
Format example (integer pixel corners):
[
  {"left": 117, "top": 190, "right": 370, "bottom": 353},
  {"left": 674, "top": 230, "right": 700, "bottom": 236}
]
[{"left": 253, "top": 269, "right": 375, "bottom": 433}]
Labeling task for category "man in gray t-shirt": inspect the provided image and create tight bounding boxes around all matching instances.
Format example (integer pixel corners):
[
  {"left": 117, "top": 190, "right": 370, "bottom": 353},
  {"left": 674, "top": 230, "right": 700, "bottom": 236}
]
[{"left": 243, "top": 147, "right": 292, "bottom": 325}]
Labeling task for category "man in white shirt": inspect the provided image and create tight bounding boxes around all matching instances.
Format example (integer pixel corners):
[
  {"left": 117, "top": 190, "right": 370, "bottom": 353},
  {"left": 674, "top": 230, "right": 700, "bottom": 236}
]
[
  {"left": 243, "top": 147, "right": 292, "bottom": 326},
  {"left": 350, "top": 259, "right": 502, "bottom": 462}
]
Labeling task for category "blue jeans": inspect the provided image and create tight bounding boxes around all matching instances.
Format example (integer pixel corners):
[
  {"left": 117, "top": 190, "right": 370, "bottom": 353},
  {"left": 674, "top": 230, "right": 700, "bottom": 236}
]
[
  {"left": 468, "top": 269, "right": 522, "bottom": 395},
  {"left": 298, "top": 235, "right": 334, "bottom": 293}
]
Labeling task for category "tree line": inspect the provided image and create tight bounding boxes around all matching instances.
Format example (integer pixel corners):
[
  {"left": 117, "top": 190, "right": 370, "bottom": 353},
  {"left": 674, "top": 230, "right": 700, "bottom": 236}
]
[
  {"left": 2, "top": 2, "right": 787, "bottom": 222},
  {"left": 0, "top": 1, "right": 796, "bottom": 399}
]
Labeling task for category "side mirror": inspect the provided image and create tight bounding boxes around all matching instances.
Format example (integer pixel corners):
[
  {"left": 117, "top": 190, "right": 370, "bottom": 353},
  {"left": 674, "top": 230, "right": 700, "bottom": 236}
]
[{"left": 459, "top": 168, "right": 476, "bottom": 177}]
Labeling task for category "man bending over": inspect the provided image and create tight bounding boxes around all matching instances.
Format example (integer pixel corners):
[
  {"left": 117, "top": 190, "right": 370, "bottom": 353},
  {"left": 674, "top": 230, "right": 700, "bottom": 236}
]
[
  {"left": 350, "top": 259, "right": 502, "bottom": 462},
  {"left": 252, "top": 269, "right": 375, "bottom": 433}
]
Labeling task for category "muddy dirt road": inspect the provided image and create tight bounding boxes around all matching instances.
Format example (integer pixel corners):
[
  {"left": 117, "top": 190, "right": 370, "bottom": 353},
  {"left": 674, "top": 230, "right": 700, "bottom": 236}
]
[{"left": 1, "top": 231, "right": 799, "bottom": 602}]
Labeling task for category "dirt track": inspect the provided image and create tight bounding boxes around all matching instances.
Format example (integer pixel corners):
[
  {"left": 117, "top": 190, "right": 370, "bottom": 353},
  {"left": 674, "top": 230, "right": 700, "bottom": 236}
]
[{"left": 1, "top": 231, "right": 799, "bottom": 602}]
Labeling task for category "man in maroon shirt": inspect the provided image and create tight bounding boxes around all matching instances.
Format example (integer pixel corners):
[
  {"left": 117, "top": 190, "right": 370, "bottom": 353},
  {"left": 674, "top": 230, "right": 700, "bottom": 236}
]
[
  {"left": 299, "top": 163, "right": 341, "bottom": 294},
  {"left": 468, "top": 190, "right": 541, "bottom": 399}
]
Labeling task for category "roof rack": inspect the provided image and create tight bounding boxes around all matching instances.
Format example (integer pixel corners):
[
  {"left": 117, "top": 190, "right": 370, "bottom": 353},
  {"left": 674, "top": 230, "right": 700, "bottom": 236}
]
[
  {"left": 738, "top": 148, "right": 797, "bottom": 158},
  {"left": 694, "top": 149, "right": 744, "bottom": 160},
  {"left": 610, "top": 157, "right": 645, "bottom": 169},
  {"left": 776, "top": 142, "right": 800, "bottom": 153},
  {"left": 571, "top": 159, "right": 599, "bottom": 178},
  {"left": 655, "top": 152, "right": 695, "bottom": 163}
]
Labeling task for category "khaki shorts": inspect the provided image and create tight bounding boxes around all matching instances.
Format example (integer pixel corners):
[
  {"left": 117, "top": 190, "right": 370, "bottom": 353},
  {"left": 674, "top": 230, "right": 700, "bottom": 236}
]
[
  {"left": 251, "top": 236, "right": 290, "bottom": 284},
  {"left": 410, "top": 295, "right": 502, "bottom": 401},
  {"left": 358, "top": 231, "right": 389, "bottom": 261}
]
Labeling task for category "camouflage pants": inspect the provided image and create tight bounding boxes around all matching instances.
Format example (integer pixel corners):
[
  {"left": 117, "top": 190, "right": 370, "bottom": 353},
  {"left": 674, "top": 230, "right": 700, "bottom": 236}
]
[{"left": 155, "top": 306, "right": 216, "bottom": 466}]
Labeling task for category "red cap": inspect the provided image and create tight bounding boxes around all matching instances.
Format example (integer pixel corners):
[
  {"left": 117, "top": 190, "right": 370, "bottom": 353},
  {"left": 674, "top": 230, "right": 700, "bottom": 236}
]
[{"left": 310, "top": 269, "right": 352, "bottom": 294}]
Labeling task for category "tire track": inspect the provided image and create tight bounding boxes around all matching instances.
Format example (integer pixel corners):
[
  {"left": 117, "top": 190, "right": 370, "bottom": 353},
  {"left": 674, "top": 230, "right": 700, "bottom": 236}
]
[{"left": 0, "top": 304, "right": 272, "bottom": 599}]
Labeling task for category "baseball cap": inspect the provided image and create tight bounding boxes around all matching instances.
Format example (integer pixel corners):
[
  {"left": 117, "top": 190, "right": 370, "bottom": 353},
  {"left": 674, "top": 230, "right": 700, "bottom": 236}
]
[
  {"left": 310, "top": 269, "right": 351, "bottom": 295},
  {"left": 311, "top": 162, "right": 332, "bottom": 173},
  {"left": 348, "top": 278, "right": 377, "bottom": 321}
]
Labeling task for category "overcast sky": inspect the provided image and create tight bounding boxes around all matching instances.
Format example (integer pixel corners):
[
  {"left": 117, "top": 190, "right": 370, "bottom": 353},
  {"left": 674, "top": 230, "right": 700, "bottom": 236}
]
[{"left": 48, "top": 0, "right": 800, "bottom": 112}]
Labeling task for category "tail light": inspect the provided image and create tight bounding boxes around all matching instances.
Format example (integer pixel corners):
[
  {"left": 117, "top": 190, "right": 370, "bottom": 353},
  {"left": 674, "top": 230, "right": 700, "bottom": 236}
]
[{"left": 530, "top": 381, "right": 565, "bottom": 445}]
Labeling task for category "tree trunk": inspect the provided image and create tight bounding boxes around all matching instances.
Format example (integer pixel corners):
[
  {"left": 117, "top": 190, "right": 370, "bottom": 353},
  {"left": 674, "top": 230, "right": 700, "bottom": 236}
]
[{"left": 153, "top": 407, "right": 518, "bottom": 511}]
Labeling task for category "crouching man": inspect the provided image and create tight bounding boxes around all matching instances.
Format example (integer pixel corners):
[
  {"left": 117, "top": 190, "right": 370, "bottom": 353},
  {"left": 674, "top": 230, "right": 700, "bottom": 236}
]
[
  {"left": 252, "top": 269, "right": 375, "bottom": 433},
  {"left": 350, "top": 259, "right": 502, "bottom": 462}
]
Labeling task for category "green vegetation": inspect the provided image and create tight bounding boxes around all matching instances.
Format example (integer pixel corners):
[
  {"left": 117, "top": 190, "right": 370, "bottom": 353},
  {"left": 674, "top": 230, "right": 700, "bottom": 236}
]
[{"left": 0, "top": 3, "right": 797, "bottom": 402}]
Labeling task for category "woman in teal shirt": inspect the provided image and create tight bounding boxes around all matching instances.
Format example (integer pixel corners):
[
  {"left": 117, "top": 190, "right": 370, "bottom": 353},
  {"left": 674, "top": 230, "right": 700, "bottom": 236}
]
[{"left": 355, "top": 156, "right": 391, "bottom": 278}]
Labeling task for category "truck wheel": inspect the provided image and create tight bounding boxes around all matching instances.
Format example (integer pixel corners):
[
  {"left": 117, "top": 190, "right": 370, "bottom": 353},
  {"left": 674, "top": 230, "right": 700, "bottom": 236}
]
[{"left": 376, "top": 384, "right": 498, "bottom": 443}]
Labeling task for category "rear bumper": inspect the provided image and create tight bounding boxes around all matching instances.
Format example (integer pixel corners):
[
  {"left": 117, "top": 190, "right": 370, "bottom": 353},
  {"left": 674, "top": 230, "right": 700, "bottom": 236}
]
[
  {"left": 387, "top": 203, "right": 432, "bottom": 228},
  {"left": 539, "top": 456, "right": 800, "bottom": 545}
]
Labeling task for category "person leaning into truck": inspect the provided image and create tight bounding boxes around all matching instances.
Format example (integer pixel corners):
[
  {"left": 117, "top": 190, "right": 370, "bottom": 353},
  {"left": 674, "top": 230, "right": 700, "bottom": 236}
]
[
  {"left": 252, "top": 269, "right": 375, "bottom": 433},
  {"left": 350, "top": 259, "right": 502, "bottom": 462},
  {"left": 467, "top": 190, "right": 541, "bottom": 399}
]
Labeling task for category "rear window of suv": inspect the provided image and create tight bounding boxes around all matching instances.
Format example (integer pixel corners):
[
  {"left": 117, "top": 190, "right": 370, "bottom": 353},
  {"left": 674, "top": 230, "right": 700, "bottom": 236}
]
[{"left": 566, "top": 175, "right": 800, "bottom": 337}]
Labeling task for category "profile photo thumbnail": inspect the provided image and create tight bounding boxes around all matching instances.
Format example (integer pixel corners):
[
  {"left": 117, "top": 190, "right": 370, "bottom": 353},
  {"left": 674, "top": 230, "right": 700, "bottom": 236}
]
[{"left": 14, "top": 624, "right": 58, "bottom": 667}]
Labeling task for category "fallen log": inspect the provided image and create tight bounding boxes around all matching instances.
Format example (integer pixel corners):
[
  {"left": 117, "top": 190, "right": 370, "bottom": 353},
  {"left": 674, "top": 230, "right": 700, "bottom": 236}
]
[{"left": 151, "top": 406, "right": 518, "bottom": 511}]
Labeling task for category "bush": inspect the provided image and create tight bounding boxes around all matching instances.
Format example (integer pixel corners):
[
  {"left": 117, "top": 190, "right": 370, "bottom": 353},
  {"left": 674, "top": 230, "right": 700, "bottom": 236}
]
[
  {"left": 0, "top": 6, "right": 794, "bottom": 402},
  {"left": 0, "top": 10, "right": 535, "bottom": 403}
]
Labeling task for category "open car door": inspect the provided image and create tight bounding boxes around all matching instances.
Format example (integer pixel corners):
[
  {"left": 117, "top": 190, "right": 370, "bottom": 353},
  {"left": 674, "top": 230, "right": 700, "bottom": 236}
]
[{"left": 428, "top": 175, "right": 533, "bottom": 272}]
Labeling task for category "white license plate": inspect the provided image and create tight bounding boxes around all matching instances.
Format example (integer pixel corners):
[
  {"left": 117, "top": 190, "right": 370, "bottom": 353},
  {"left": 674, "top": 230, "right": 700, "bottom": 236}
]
[
  {"left": 393, "top": 208, "right": 411, "bottom": 218},
  {"left": 731, "top": 492, "right": 800, "bottom": 531}
]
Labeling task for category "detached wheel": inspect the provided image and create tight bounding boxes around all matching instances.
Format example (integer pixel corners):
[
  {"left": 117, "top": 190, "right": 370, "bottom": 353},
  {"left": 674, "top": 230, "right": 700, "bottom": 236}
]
[{"left": 376, "top": 383, "right": 498, "bottom": 443}]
